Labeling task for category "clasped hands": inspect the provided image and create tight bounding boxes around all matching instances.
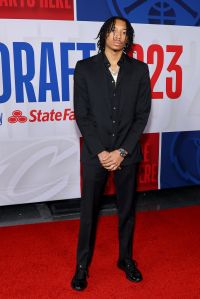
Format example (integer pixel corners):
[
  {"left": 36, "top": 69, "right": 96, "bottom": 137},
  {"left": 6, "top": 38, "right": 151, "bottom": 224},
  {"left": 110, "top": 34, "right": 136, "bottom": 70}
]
[{"left": 98, "top": 150, "right": 124, "bottom": 171}]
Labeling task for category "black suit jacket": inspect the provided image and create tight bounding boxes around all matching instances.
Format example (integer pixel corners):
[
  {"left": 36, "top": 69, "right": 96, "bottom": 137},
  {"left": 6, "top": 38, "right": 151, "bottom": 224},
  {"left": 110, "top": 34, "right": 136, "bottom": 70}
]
[{"left": 74, "top": 53, "right": 151, "bottom": 165}]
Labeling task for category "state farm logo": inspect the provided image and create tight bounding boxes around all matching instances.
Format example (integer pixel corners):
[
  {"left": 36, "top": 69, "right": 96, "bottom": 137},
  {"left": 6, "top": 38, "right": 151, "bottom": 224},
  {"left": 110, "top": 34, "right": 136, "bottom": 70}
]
[
  {"left": 8, "top": 110, "right": 28, "bottom": 123},
  {"left": 8, "top": 109, "right": 75, "bottom": 123}
]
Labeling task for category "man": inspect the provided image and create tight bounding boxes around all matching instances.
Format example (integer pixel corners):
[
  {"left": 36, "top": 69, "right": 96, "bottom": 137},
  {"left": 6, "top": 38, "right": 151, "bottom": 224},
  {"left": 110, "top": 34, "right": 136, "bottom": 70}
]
[{"left": 71, "top": 16, "right": 151, "bottom": 291}]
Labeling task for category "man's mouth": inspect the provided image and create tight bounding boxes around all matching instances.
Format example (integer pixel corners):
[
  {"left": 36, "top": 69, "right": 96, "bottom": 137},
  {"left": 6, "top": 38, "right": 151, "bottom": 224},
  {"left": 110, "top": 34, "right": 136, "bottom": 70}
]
[{"left": 113, "top": 41, "right": 122, "bottom": 45}]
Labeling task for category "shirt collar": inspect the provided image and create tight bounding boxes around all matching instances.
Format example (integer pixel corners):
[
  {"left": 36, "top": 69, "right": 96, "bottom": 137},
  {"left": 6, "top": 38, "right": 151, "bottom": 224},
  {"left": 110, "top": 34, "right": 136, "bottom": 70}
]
[{"left": 102, "top": 52, "right": 125, "bottom": 68}]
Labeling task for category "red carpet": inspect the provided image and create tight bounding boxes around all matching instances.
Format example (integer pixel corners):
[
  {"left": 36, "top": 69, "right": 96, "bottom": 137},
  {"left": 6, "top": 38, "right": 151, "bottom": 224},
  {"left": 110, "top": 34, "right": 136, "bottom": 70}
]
[{"left": 1, "top": 205, "right": 200, "bottom": 299}]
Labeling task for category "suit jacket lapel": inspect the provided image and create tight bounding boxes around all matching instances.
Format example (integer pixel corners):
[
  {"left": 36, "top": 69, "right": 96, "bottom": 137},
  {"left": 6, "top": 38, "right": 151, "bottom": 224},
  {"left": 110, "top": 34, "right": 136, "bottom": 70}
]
[
  {"left": 118, "top": 57, "right": 129, "bottom": 115},
  {"left": 93, "top": 54, "right": 112, "bottom": 115},
  {"left": 118, "top": 56, "right": 137, "bottom": 116}
]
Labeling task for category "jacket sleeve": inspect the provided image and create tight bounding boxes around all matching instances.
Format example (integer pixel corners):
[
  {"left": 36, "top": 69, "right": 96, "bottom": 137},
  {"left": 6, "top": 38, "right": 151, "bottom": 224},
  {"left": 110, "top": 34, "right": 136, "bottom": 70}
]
[
  {"left": 121, "top": 64, "right": 151, "bottom": 155},
  {"left": 74, "top": 61, "right": 105, "bottom": 157}
]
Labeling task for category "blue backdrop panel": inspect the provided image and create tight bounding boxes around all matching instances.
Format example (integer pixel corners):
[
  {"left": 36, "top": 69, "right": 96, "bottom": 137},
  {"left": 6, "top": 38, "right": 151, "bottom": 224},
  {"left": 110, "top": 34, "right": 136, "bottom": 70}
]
[
  {"left": 76, "top": 0, "right": 111, "bottom": 21},
  {"left": 76, "top": 0, "right": 200, "bottom": 26},
  {"left": 160, "top": 131, "right": 200, "bottom": 188}
]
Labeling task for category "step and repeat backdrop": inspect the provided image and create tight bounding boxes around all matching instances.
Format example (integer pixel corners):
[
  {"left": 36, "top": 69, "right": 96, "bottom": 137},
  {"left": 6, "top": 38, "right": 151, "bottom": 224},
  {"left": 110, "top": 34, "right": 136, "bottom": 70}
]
[{"left": 0, "top": 0, "right": 200, "bottom": 205}]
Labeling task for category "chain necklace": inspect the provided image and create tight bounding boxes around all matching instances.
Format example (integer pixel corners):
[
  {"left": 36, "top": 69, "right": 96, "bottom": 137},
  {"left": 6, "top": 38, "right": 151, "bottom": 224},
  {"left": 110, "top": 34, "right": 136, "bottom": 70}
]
[{"left": 109, "top": 65, "right": 119, "bottom": 76}]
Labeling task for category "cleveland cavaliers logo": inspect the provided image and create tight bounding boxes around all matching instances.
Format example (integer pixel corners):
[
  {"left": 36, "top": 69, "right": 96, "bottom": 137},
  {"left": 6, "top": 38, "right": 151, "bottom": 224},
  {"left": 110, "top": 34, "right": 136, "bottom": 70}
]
[{"left": 107, "top": 0, "right": 200, "bottom": 25}]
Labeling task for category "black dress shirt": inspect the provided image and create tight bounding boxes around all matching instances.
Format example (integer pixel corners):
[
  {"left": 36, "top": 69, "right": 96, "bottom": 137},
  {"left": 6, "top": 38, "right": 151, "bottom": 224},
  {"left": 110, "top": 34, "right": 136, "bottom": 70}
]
[{"left": 102, "top": 53, "right": 125, "bottom": 148}]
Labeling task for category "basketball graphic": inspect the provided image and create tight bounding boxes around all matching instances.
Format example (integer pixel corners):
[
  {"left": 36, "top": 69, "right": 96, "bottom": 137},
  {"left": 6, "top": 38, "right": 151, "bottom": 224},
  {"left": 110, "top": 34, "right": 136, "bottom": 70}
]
[
  {"left": 148, "top": 1, "right": 176, "bottom": 25},
  {"left": 106, "top": 0, "right": 200, "bottom": 26}
]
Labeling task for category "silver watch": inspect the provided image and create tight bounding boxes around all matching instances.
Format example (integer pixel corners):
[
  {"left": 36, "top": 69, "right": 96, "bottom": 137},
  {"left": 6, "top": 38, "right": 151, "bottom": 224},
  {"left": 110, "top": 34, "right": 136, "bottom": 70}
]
[{"left": 118, "top": 148, "right": 128, "bottom": 158}]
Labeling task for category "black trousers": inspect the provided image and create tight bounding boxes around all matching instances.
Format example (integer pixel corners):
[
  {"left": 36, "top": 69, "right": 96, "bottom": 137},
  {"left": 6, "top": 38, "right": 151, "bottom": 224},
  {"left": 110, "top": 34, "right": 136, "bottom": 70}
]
[{"left": 76, "top": 163, "right": 138, "bottom": 268}]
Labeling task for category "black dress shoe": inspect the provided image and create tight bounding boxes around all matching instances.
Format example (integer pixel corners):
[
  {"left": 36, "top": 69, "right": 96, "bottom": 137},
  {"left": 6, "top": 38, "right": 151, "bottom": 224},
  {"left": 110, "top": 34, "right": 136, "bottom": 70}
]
[
  {"left": 71, "top": 264, "right": 89, "bottom": 291},
  {"left": 117, "top": 259, "right": 143, "bottom": 282}
]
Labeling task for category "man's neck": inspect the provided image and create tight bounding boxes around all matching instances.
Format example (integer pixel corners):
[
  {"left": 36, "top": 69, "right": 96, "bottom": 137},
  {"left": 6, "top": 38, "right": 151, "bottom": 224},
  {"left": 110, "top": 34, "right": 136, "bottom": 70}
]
[{"left": 104, "top": 48, "right": 123, "bottom": 66}]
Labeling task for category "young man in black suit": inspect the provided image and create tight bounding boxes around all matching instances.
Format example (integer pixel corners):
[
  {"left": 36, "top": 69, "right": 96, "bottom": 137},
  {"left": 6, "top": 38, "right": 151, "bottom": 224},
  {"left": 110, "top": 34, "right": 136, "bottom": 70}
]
[{"left": 71, "top": 16, "right": 151, "bottom": 291}]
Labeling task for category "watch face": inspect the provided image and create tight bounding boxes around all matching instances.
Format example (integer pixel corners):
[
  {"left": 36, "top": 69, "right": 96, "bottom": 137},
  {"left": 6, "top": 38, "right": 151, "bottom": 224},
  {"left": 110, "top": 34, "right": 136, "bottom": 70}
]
[{"left": 119, "top": 148, "right": 126, "bottom": 157}]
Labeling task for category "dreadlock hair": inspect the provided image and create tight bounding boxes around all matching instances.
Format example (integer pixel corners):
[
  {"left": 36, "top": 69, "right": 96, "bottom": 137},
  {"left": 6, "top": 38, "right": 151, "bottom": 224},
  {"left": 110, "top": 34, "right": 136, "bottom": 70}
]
[{"left": 96, "top": 16, "right": 134, "bottom": 54}]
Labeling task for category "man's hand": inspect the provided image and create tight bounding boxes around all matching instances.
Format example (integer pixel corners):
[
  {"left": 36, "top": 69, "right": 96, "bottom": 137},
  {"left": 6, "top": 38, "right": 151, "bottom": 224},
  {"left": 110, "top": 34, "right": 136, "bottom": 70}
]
[
  {"left": 98, "top": 151, "right": 111, "bottom": 164},
  {"left": 100, "top": 150, "right": 124, "bottom": 171}
]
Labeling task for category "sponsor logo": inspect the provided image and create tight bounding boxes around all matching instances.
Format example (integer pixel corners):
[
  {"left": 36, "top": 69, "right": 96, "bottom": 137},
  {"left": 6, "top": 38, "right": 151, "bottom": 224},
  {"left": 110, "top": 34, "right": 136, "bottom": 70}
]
[
  {"left": 8, "top": 110, "right": 28, "bottom": 123},
  {"left": 8, "top": 108, "right": 75, "bottom": 123}
]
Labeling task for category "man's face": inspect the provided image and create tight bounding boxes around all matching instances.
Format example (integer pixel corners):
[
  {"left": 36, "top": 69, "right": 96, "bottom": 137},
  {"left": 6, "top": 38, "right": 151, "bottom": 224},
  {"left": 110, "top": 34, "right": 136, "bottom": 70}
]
[{"left": 105, "top": 19, "right": 128, "bottom": 52}]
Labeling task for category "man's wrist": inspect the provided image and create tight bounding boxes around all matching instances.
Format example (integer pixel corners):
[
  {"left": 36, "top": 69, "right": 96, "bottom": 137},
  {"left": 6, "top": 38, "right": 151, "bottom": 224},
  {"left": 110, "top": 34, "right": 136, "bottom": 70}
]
[{"left": 118, "top": 148, "right": 128, "bottom": 158}]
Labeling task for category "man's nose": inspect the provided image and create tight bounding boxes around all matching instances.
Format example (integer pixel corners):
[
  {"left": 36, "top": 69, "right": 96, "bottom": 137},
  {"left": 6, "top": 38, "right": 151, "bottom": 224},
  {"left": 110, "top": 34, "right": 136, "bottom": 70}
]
[{"left": 114, "top": 31, "right": 121, "bottom": 39}]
